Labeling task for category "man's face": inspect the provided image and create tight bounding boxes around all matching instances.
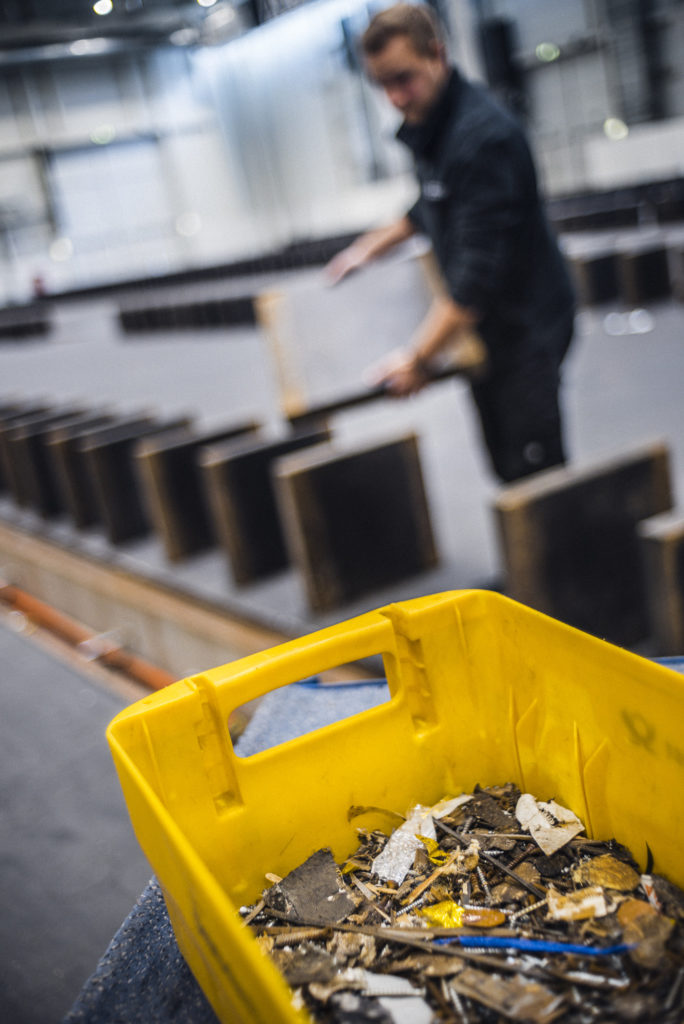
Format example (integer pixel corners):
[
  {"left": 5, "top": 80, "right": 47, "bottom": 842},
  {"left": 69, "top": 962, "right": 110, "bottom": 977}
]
[{"left": 365, "top": 34, "right": 448, "bottom": 124}]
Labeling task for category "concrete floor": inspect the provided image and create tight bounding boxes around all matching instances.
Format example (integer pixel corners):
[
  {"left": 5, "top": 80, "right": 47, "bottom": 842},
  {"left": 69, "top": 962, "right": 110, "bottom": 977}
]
[
  {"left": 0, "top": 264, "right": 683, "bottom": 1022},
  {"left": 0, "top": 621, "right": 151, "bottom": 1024}
]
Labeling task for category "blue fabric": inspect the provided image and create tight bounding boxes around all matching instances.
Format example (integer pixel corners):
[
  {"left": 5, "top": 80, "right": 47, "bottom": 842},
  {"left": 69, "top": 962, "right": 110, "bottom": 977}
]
[
  {"left": 235, "top": 677, "right": 390, "bottom": 756},
  {"left": 63, "top": 681, "right": 389, "bottom": 1022},
  {"left": 62, "top": 879, "right": 218, "bottom": 1024}
]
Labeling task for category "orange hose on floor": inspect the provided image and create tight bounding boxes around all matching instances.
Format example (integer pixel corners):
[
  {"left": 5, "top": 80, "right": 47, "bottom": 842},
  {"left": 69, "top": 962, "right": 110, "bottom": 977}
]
[{"left": 0, "top": 580, "right": 176, "bottom": 691}]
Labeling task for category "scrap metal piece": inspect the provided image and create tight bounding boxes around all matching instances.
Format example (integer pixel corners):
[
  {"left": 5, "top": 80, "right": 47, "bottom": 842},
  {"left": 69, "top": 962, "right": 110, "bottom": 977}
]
[
  {"left": 419, "top": 901, "right": 506, "bottom": 929},
  {"left": 469, "top": 791, "right": 519, "bottom": 831},
  {"left": 448, "top": 966, "right": 565, "bottom": 1023},
  {"left": 617, "top": 897, "right": 676, "bottom": 968},
  {"left": 572, "top": 854, "right": 640, "bottom": 891},
  {"left": 263, "top": 848, "right": 356, "bottom": 925},
  {"left": 272, "top": 944, "right": 337, "bottom": 986}
]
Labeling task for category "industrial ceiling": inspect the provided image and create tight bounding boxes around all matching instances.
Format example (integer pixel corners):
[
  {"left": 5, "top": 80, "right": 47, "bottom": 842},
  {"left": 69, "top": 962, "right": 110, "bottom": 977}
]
[{"left": 0, "top": 0, "right": 256, "bottom": 56}]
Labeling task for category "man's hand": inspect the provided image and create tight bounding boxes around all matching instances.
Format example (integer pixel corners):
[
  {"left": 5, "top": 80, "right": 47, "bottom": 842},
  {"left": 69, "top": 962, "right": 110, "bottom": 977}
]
[
  {"left": 324, "top": 216, "right": 417, "bottom": 286},
  {"left": 363, "top": 294, "right": 482, "bottom": 398},
  {"left": 324, "top": 242, "right": 369, "bottom": 285},
  {"left": 364, "top": 348, "right": 430, "bottom": 397}
]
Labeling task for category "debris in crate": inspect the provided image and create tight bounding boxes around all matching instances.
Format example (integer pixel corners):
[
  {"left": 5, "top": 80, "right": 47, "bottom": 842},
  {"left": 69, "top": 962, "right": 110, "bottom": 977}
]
[
  {"left": 515, "top": 793, "right": 584, "bottom": 856},
  {"left": 572, "top": 854, "right": 641, "bottom": 892},
  {"left": 242, "top": 783, "right": 684, "bottom": 1022},
  {"left": 447, "top": 966, "right": 564, "bottom": 1022},
  {"left": 546, "top": 885, "right": 609, "bottom": 922},
  {"left": 370, "top": 795, "right": 473, "bottom": 886},
  {"left": 617, "top": 898, "right": 675, "bottom": 969},
  {"left": 263, "top": 848, "right": 356, "bottom": 926}
]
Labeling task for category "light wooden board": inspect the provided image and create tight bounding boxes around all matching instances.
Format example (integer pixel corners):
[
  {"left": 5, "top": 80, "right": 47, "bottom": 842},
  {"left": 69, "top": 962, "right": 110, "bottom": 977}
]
[{"left": 256, "top": 246, "right": 449, "bottom": 417}]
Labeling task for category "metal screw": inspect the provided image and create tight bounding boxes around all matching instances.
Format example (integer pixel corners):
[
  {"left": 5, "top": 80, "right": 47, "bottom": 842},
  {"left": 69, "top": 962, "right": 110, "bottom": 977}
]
[
  {"left": 477, "top": 865, "right": 492, "bottom": 904},
  {"left": 508, "top": 896, "right": 548, "bottom": 922}
]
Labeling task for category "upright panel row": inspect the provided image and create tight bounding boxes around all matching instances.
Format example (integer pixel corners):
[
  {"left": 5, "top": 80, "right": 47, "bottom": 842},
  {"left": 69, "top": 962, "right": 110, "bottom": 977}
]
[{"left": 0, "top": 398, "right": 438, "bottom": 615}]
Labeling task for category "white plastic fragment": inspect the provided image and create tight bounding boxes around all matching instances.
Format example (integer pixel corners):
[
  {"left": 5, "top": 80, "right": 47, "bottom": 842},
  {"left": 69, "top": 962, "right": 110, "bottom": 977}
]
[
  {"left": 431, "top": 794, "right": 474, "bottom": 820},
  {"left": 358, "top": 971, "right": 423, "bottom": 997},
  {"left": 320, "top": 986, "right": 433, "bottom": 1024},
  {"left": 515, "top": 793, "right": 584, "bottom": 855},
  {"left": 371, "top": 795, "right": 472, "bottom": 885},
  {"left": 371, "top": 805, "right": 433, "bottom": 885},
  {"left": 378, "top": 995, "right": 434, "bottom": 1024}
]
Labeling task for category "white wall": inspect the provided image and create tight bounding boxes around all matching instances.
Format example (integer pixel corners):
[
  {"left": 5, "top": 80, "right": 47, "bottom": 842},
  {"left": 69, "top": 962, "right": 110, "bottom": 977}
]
[
  {"left": 0, "top": 49, "right": 226, "bottom": 301},
  {"left": 195, "top": 0, "right": 416, "bottom": 248},
  {"left": 584, "top": 115, "right": 684, "bottom": 188},
  {"left": 527, "top": 50, "right": 616, "bottom": 194}
]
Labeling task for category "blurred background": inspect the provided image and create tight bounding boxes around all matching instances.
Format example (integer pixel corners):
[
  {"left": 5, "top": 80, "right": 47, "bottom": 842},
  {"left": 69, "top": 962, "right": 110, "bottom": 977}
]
[
  {"left": 0, "top": 0, "right": 683, "bottom": 300},
  {"left": 1, "top": 2, "right": 683, "bottom": 1022}
]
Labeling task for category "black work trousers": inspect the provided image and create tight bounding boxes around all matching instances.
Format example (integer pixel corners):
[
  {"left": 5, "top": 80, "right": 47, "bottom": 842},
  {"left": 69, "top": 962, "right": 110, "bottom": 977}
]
[{"left": 470, "top": 318, "right": 574, "bottom": 484}]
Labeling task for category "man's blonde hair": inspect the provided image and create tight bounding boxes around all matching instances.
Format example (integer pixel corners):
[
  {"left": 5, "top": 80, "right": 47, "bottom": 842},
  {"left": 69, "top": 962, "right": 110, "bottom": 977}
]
[{"left": 361, "top": 3, "right": 444, "bottom": 58}]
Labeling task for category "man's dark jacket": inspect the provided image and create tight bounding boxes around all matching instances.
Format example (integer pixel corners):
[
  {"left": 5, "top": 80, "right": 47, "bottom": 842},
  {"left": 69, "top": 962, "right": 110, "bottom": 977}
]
[{"left": 399, "top": 68, "right": 575, "bottom": 370}]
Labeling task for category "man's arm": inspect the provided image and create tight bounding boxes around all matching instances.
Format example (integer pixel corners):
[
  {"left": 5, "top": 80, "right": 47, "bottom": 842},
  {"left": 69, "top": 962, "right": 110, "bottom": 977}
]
[
  {"left": 368, "top": 292, "right": 480, "bottom": 396},
  {"left": 325, "top": 215, "right": 417, "bottom": 284},
  {"left": 371, "top": 135, "right": 525, "bottom": 396}
]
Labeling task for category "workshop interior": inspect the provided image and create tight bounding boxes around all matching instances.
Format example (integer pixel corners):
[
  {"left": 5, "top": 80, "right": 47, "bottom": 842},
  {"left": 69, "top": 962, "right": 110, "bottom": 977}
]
[{"left": 1, "top": 2, "right": 683, "bottom": 1022}]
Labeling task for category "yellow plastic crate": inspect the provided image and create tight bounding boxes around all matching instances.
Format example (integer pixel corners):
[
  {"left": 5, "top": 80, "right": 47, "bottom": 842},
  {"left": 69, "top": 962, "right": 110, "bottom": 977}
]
[{"left": 107, "top": 589, "right": 684, "bottom": 1024}]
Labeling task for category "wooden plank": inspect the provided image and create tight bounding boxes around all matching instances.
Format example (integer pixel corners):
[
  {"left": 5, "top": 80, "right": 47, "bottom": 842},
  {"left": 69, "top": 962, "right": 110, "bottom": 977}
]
[
  {"left": 618, "top": 245, "right": 671, "bottom": 305},
  {"left": 134, "top": 422, "right": 259, "bottom": 561},
  {"left": 0, "top": 303, "right": 52, "bottom": 339},
  {"left": 118, "top": 294, "right": 256, "bottom": 333},
  {"left": 200, "top": 429, "right": 330, "bottom": 584},
  {"left": 47, "top": 415, "right": 151, "bottom": 530},
  {"left": 2, "top": 408, "right": 85, "bottom": 508},
  {"left": 286, "top": 339, "right": 487, "bottom": 430},
  {"left": 20, "top": 411, "right": 115, "bottom": 519},
  {"left": 0, "top": 402, "right": 29, "bottom": 492},
  {"left": 274, "top": 433, "right": 438, "bottom": 612},
  {"left": 669, "top": 244, "right": 684, "bottom": 302},
  {"left": 0, "top": 402, "right": 52, "bottom": 495},
  {"left": 569, "top": 252, "right": 620, "bottom": 307},
  {"left": 494, "top": 440, "right": 673, "bottom": 646},
  {"left": 82, "top": 417, "right": 193, "bottom": 544},
  {"left": 638, "top": 511, "right": 684, "bottom": 656}
]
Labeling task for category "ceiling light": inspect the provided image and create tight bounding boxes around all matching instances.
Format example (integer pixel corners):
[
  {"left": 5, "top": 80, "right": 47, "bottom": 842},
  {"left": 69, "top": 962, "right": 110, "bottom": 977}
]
[
  {"left": 535, "top": 42, "right": 560, "bottom": 62},
  {"left": 603, "top": 117, "right": 629, "bottom": 141},
  {"left": 93, "top": 0, "right": 113, "bottom": 15},
  {"left": 90, "top": 124, "right": 117, "bottom": 145}
]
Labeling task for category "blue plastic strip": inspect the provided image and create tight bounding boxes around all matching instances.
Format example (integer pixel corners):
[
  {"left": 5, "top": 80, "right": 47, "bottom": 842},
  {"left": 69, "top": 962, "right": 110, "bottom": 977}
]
[
  {"left": 294, "top": 676, "right": 388, "bottom": 690},
  {"left": 652, "top": 656, "right": 684, "bottom": 675},
  {"left": 434, "top": 935, "right": 632, "bottom": 956}
]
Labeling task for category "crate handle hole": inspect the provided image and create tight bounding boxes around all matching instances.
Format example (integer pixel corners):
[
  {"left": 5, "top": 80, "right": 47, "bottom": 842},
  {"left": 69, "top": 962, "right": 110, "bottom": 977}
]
[{"left": 230, "top": 671, "right": 391, "bottom": 757}]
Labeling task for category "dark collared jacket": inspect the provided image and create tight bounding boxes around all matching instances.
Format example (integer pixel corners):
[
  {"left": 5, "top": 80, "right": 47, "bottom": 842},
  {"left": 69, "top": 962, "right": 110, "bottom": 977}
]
[{"left": 399, "top": 69, "right": 575, "bottom": 368}]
